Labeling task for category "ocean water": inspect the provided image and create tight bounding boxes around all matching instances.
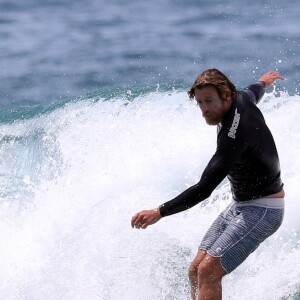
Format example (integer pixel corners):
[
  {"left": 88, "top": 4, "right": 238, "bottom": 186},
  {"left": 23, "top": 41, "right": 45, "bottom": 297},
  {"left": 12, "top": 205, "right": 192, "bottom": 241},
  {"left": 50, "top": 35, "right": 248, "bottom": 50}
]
[
  {"left": 0, "top": 89, "right": 299, "bottom": 300},
  {"left": 1, "top": 0, "right": 300, "bottom": 107},
  {"left": 0, "top": 0, "right": 300, "bottom": 299}
]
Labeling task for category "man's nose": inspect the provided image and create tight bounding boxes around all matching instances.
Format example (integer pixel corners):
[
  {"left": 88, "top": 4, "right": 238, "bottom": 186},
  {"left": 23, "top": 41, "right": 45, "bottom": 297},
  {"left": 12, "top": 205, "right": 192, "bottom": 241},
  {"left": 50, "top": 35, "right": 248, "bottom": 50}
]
[{"left": 201, "top": 103, "right": 209, "bottom": 113}]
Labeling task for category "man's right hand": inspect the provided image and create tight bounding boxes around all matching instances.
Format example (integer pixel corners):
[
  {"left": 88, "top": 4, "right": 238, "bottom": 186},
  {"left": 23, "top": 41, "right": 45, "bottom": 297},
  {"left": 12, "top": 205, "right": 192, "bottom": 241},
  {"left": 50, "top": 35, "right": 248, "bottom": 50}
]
[{"left": 131, "top": 208, "right": 162, "bottom": 229}]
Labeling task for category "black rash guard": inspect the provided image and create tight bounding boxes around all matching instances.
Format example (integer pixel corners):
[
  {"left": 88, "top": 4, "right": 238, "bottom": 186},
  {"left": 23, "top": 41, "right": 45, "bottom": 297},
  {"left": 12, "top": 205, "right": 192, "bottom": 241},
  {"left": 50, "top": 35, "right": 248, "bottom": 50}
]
[{"left": 159, "top": 82, "right": 283, "bottom": 217}]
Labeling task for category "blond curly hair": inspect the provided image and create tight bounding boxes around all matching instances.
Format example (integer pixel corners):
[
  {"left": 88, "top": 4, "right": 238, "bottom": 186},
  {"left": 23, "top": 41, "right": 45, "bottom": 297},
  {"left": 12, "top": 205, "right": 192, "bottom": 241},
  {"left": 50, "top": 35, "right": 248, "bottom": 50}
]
[{"left": 188, "top": 68, "right": 237, "bottom": 100}]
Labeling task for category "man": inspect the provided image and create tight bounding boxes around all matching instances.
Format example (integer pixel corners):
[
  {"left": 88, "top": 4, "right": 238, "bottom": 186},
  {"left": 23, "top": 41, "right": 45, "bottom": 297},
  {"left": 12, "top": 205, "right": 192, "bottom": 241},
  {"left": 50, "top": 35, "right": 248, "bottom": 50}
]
[{"left": 131, "top": 69, "right": 285, "bottom": 300}]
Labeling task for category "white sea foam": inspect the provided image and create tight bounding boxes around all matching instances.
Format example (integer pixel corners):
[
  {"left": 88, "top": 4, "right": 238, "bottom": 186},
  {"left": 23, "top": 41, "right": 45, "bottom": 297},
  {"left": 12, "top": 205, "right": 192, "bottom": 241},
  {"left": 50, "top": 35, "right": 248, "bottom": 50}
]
[{"left": 0, "top": 90, "right": 299, "bottom": 299}]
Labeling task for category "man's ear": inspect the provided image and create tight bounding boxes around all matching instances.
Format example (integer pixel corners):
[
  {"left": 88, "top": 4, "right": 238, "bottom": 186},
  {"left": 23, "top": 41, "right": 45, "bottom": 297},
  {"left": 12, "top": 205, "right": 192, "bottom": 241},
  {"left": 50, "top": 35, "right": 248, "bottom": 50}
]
[{"left": 223, "top": 91, "right": 232, "bottom": 104}]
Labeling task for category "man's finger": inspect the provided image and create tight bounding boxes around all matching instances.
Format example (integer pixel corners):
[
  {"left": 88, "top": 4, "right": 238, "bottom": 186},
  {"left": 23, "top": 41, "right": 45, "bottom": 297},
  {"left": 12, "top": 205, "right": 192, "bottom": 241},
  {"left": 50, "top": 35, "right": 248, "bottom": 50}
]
[
  {"left": 131, "top": 213, "right": 140, "bottom": 227},
  {"left": 141, "top": 223, "right": 148, "bottom": 229},
  {"left": 131, "top": 213, "right": 146, "bottom": 228}
]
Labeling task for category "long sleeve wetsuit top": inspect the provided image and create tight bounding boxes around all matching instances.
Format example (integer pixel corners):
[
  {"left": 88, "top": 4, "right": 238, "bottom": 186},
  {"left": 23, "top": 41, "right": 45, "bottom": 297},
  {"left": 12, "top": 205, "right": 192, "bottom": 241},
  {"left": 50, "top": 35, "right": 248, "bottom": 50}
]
[{"left": 159, "top": 82, "right": 283, "bottom": 217}]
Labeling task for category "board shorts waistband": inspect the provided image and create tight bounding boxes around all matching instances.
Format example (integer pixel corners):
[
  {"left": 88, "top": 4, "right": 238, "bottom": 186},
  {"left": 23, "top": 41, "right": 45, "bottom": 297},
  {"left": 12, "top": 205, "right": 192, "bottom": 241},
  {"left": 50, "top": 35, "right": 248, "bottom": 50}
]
[{"left": 234, "top": 197, "right": 284, "bottom": 209}]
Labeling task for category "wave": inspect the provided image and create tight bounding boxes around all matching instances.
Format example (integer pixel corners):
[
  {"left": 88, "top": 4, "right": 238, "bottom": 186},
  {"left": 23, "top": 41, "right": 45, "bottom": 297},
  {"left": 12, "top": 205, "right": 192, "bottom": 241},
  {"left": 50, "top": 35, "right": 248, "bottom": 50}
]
[{"left": 0, "top": 87, "right": 299, "bottom": 299}]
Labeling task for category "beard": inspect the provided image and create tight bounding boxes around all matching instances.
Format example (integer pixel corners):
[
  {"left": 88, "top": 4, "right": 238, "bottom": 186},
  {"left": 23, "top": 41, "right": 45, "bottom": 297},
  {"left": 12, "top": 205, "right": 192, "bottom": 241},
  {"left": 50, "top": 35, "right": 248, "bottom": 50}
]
[{"left": 203, "top": 114, "right": 221, "bottom": 125}]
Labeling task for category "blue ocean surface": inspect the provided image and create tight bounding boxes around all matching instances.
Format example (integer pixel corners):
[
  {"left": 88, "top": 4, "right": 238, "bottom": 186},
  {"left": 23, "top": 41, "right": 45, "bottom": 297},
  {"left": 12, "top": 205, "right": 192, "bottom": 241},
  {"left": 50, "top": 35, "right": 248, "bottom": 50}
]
[
  {"left": 1, "top": 0, "right": 300, "bottom": 107},
  {"left": 0, "top": 1, "right": 299, "bottom": 299}
]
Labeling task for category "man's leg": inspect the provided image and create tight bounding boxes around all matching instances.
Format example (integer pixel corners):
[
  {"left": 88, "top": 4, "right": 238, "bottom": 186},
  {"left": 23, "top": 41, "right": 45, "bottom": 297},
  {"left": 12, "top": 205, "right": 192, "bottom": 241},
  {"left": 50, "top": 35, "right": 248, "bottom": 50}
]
[
  {"left": 188, "top": 250, "right": 207, "bottom": 300},
  {"left": 189, "top": 203, "right": 231, "bottom": 299},
  {"left": 189, "top": 251, "right": 226, "bottom": 300},
  {"left": 197, "top": 254, "right": 226, "bottom": 300}
]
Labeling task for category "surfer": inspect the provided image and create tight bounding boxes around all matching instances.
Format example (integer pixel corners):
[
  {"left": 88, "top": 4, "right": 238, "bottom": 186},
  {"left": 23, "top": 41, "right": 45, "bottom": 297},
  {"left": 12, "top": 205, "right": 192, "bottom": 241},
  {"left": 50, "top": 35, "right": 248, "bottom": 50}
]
[{"left": 131, "top": 69, "right": 285, "bottom": 300}]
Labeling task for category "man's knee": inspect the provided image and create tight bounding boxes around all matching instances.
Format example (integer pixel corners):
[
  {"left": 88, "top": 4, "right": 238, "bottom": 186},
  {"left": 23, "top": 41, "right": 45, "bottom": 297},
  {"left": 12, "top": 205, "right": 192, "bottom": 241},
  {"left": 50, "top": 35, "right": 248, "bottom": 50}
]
[
  {"left": 197, "top": 255, "right": 226, "bottom": 282},
  {"left": 188, "top": 250, "right": 206, "bottom": 279},
  {"left": 188, "top": 264, "right": 198, "bottom": 279}
]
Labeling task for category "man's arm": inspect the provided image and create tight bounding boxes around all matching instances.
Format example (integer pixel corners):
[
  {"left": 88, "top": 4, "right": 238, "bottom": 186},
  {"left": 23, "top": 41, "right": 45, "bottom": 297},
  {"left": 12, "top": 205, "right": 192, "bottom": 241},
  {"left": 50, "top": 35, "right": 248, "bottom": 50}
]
[
  {"left": 159, "top": 120, "right": 248, "bottom": 217},
  {"left": 243, "top": 82, "right": 265, "bottom": 104},
  {"left": 131, "top": 149, "right": 235, "bottom": 229},
  {"left": 131, "top": 149, "right": 228, "bottom": 229},
  {"left": 243, "top": 71, "right": 285, "bottom": 105},
  {"left": 131, "top": 120, "right": 248, "bottom": 230}
]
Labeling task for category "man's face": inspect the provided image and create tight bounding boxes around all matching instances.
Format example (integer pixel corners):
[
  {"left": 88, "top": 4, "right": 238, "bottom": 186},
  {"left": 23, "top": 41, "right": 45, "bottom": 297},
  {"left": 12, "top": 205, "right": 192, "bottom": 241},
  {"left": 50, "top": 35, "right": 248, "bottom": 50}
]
[{"left": 194, "top": 85, "right": 230, "bottom": 125}]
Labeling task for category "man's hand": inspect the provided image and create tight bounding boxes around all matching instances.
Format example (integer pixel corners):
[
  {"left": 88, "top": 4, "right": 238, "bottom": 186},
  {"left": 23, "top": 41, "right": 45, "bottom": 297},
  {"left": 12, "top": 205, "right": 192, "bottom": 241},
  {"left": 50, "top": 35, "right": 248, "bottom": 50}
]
[
  {"left": 131, "top": 208, "right": 162, "bottom": 229},
  {"left": 258, "top": 71, "right": 285, "bottom": 88}
]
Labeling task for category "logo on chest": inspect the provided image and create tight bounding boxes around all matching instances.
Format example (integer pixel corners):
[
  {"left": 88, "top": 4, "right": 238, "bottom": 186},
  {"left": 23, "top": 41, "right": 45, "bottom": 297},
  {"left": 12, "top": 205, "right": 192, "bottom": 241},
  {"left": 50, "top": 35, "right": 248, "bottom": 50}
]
[{"left": 228, "top": 109, "right": 240, "bottom": 139}]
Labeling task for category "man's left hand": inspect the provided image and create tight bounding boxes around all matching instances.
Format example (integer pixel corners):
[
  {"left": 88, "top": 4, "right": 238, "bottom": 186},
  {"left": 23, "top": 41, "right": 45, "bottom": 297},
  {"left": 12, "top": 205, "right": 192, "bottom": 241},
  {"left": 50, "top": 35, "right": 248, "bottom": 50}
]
[{"left": 258, "top": 71, "right": 285, "bottom": 88}]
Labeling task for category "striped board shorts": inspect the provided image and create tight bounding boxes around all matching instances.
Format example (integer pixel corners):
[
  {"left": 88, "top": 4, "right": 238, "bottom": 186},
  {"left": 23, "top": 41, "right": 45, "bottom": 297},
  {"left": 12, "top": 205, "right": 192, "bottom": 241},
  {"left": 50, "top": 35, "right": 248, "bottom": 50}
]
[{"left": 199, "top": 197, "right": 284, "bottom": 273}]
